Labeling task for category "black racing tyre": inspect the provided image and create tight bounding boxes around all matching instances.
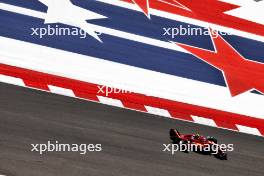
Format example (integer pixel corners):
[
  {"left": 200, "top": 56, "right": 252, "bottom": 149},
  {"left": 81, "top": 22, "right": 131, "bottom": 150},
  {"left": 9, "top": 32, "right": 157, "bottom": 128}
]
[
  {"left": 215, "top": 151, "right": 228, "bottom": 160},
  {"left": 169, "top": 129, "right": 181, "bottom": 144},
  {"left": 207, "top": 136, "right": 218, "bottom": 144}
]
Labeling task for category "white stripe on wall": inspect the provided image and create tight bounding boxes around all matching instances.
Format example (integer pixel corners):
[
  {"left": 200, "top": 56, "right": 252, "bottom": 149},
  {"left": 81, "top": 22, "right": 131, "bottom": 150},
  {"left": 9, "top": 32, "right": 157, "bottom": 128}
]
[
  {"left": 48, "top": 85, "right": 75, "bottom": 97},
  {"left": 145, "top": 106, "right": 171, "bottom": 117},
  {"left": 191, "top": 115, "right": 217, "bottom": 127},
  {"left": 97, "top": 96, "right": 124, "bottom": 108},
  {"left": 0, "top": 75, "right": 25, "bottom": 87},
  {"left": 236, "top": 125, "right": 262, "bottom": 136},
  {"left": 0, "top": 2, "right": 186, "bottom": 53},
  {"left": 0, "top": 37, "right": 263, "bottom": 119},
  {"left": 96, "top": 0, "right": 264, "bottom": 43}
]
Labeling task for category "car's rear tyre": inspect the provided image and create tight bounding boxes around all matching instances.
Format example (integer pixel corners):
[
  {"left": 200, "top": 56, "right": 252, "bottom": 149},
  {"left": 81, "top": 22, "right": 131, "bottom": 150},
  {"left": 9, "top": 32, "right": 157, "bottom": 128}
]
[
  {"left": 207, "top": 136, "right": 218, "bottom": 144},
  {"left": 216, "top": 153, "right": 227, "bottom": 160},
  {"left": 169, "top": 129, "right": 181, "bottom": 144},
  {"left": 214, "top": 149, "right": 228, "bottom": 160}
]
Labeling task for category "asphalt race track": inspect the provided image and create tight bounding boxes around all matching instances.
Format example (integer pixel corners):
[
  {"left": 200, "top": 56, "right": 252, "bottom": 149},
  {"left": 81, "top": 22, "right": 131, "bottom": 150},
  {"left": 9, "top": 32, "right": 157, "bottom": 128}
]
[{"left": 0, "top": 83, "right": 264, "bottom": 176}]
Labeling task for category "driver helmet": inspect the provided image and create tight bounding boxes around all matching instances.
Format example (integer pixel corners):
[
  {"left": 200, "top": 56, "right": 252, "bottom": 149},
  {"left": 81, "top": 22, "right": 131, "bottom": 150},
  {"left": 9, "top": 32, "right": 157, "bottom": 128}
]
[{"left": 194, "top": 133, "right": 200, "bottom": 138}]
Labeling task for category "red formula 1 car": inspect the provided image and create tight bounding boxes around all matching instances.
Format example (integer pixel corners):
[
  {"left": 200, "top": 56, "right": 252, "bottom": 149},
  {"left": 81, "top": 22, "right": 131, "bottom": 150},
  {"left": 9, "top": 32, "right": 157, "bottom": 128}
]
[{"left": 169, "top": 129, "right": 227, "bottom": 160}]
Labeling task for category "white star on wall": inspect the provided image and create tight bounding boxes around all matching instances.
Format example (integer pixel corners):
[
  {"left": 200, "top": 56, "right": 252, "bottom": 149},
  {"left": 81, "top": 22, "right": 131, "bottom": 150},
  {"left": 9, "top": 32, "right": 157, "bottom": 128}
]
[{"left": 38, "top": 0, "right": 107, "bottom": 42}]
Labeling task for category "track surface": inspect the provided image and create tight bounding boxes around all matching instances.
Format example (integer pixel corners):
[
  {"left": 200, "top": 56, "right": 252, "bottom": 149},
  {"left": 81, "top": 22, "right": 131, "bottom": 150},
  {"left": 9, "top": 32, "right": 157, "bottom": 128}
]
[{"left": 0, "top": 83, "right": 264, "bottom": 176}]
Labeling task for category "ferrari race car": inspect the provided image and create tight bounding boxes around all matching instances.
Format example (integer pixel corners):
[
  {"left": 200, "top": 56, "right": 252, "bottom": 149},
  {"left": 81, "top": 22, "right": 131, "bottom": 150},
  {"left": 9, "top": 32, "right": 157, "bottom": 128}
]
[{"left": 169, "top": 129, "right": 228, "bottom": 160}]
